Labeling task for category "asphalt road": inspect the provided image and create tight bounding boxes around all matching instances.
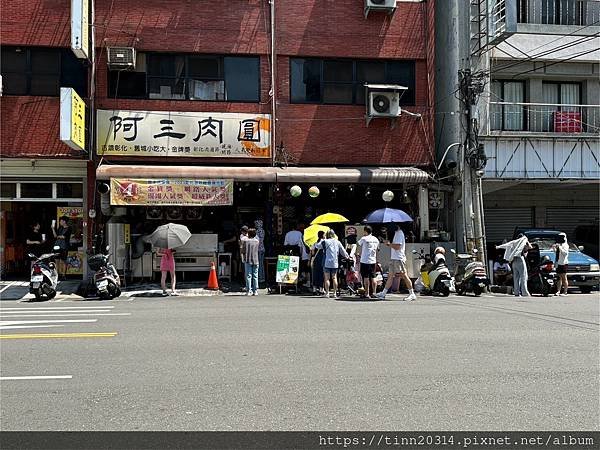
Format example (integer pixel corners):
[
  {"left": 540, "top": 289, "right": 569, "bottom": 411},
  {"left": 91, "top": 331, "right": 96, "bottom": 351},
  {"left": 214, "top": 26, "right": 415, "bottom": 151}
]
[{"left": 1, "top": 292, "right": 598, "bottom": 431}]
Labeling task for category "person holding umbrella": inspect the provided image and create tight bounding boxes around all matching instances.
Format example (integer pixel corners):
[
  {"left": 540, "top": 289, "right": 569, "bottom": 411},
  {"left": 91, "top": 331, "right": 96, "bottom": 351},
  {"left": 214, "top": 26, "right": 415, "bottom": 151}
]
[
  {"left": 157, "top": 247, "right": 177, "bottom": 296},
  {"left": 146, "top": 223, "right": 191, "bottom": 297},
  {"left": 377, "top": 224, "right": 416, "bottom": 301}
]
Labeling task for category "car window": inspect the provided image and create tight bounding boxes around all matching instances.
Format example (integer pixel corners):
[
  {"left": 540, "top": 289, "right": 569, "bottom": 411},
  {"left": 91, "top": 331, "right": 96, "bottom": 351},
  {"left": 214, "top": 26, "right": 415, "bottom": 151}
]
[{"left": 529, "top": 238, "right": 580, "bottom": 252}]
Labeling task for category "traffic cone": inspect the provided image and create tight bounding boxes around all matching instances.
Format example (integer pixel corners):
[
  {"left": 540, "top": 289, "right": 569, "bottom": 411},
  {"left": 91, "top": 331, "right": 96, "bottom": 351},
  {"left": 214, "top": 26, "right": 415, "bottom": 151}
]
[{"left": 207, "top": 261, "right": 219, "bottom": 290}]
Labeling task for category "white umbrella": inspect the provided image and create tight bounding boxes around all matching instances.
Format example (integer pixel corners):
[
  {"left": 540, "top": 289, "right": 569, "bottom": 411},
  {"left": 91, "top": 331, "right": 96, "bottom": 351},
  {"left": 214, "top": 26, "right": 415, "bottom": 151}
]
[{"left": 147, "top": 223, "right": 191, "bottom": 249}]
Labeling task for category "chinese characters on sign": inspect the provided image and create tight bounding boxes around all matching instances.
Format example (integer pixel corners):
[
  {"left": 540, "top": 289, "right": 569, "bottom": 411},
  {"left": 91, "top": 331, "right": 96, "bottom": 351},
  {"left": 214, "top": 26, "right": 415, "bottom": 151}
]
[
  {"left": 110, "top": 179, "right": 234, "bottom": 206},
  {"left": 60, "top": 87, "right": 86, "bottom": 151},
  {"left": 97, "top": 110, "right": 271, "bottom": 158}
]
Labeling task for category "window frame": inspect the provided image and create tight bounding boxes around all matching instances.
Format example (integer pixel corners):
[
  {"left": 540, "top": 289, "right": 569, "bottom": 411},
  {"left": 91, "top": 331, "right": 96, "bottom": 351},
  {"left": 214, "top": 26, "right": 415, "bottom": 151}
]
[
  {"left": 491, "top": 79, "right": 527, "bottom": 131},
  {"left": 289, "top": 57, "right": 416, "bottom": 106},
  {"left": 0, "top": 47, "right": 87, "bottom": 97},
  {"left": 108, "top": 53, "right": 261, "bottom": 103},
  {"left": 541, "top": 81, "right": 582, "bottom": 106}
]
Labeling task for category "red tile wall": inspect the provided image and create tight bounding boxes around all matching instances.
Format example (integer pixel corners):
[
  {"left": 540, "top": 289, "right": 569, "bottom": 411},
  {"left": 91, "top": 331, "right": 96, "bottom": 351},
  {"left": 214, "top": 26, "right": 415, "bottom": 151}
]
[{"left": 1, "top": 0, "right": 434, "bottom": 167}]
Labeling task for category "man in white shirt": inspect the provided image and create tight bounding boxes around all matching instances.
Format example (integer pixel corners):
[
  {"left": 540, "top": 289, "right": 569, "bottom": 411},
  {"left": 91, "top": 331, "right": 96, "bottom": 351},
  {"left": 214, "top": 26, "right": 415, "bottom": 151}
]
[
  {"left": 356, "top": 225, "right": 380, "bottom": 298},
  {"left": 284, "top": 223, "right": 310, "bottom": 283},
  {"left": 377, "top": 225, "right": 416, "bottom": 301}
]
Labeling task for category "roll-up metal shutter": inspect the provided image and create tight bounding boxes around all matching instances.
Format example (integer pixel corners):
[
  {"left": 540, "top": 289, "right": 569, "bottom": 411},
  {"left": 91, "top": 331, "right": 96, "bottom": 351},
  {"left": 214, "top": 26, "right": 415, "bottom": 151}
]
[
  {"left": 545, "top": 208, "right": 600, "bottom": 238},
  {"left": 484, "top": 208, "right": 533, "bottom": 243}
]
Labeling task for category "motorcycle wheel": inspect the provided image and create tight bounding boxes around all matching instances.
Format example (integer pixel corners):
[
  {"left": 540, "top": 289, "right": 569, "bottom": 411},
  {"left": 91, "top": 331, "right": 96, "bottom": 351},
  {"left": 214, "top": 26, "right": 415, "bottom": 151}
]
[
  {"left": 33, "top": 291, "right": 42, "bottom": 302},
  {"left": 441, "top": 285, "right": 450, "bottom": 297},
  {"left": 47, "top": 290, "right": 56, "bottom": 300},
  {"left": 473, "top": 286, "right": 483, "bottom": 296},
  {"left": 99, "top": 291, "right": 111, "bottom": 300}
]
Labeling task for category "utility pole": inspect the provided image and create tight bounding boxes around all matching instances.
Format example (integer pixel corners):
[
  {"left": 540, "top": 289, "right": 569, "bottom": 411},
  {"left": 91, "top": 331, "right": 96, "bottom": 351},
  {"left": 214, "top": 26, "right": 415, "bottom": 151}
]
[{"left": 458, "top": 68, "right": 488, "bottom": 262}]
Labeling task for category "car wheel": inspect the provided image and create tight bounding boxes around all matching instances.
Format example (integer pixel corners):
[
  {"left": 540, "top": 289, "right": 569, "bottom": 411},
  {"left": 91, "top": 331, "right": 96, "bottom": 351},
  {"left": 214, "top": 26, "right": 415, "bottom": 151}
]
[{"left": 580, "top": 287, "right": 592, "bottom": 294}]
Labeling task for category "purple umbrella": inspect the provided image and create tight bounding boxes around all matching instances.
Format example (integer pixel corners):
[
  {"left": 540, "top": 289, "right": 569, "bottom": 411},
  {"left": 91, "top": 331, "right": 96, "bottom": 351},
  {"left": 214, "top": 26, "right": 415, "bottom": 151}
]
[{"left": 364, "top": 208, "right": 413, "bottom": 224}]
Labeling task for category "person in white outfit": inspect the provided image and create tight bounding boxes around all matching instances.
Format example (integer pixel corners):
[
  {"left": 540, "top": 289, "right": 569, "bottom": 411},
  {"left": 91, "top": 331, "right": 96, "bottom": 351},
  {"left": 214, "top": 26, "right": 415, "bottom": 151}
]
[
  {"left": 553, "top": 232, "right": 569, "bottom": 296},
  {"left": 377, "top": 225, "right": 416, "bottom": 301},
  {"left": 356, "top": 225, "right": 380, "bottom": 298}
]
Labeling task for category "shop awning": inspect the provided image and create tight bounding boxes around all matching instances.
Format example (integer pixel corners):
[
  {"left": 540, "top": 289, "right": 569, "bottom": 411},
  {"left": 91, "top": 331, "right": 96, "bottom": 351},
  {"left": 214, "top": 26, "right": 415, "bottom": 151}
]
[{"left": 96, "top": 165, "right": 430, "bottom": 184}]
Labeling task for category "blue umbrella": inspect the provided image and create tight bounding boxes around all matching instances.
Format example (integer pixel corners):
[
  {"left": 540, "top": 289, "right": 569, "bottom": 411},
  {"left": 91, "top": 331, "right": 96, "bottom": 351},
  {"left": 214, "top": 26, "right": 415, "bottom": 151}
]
[{"left": 364, "top": 208, "right": 413, "bottom": 224}]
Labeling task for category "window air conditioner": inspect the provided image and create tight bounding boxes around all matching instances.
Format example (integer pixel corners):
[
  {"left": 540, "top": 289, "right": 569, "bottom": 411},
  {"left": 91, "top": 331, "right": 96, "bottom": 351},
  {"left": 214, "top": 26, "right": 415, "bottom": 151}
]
[
  {"left": 107, "top": 47, "right": 136, "bottom": 70},
  {"left": 365, "top": 0, "right": 397, "bottom": 17}
]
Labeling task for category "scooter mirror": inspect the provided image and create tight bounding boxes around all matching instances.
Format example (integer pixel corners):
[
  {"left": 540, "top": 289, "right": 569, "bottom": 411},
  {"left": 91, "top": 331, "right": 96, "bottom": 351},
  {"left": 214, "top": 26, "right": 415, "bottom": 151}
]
[
  {"left": 450, "top": 249, "right": 457, "bottom": 254},
  {"left": 53, "top": 245, "right": 61, "bottom": 251},
  {"left": 411, "top": 249, "right": 417, "bottom": 254},
  {"left": 578, "top": 245, "right": 584, "bottom": 251},
  {"left": 105, "top": 245, "right": 110, "bottom": 252},
  {"left": 27, "top": 253, "right": 37, "bottom": 260}
]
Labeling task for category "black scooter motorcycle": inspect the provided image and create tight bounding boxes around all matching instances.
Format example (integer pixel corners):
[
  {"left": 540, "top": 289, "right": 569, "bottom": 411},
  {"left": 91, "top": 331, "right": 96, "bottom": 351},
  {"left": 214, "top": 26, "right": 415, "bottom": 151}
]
[{"left": 526, "top": 244, "right": 557, "bottom": 297}]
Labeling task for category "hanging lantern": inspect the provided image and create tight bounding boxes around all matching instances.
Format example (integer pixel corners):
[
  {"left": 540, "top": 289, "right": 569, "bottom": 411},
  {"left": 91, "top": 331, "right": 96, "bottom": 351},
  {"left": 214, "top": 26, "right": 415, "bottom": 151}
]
[
  {"left": 382, "top": 190, "right": 394, "bottom": 202},
  {"left": 308, "top": 186, "right": 320, "bottom": 198},
  {"left": 290, "top": 185, "right": 302, "bottom": 198}
]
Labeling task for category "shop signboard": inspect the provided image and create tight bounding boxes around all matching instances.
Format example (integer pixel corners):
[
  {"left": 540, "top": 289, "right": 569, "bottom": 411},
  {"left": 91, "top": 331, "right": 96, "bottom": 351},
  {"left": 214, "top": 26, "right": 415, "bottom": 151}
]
[
  {"left": 60, "top": 88, "right": 86, "bottom": 151},
  {"left": 96, "top": 110, "right": 271, "bottom": 158},
  {"left": 56, "top": 207, "right": 84, "bottom": 276},
  {"left": 71, "top": 0, "right": 89, "bottom": 59},
  {"left": 275, "top": 255, "right": 300, "bottom": 285},
  {"left": 110, "top": 178, "right": 234, "bottom": 206}
]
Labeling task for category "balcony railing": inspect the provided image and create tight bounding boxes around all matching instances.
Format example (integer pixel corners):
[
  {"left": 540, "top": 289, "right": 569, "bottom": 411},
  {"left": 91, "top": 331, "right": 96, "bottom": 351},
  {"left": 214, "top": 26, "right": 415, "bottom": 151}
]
[
  {"left": 489, "top": 101, "right": 600, "bottom": 134},
  {"left": 517, "top": 0, "right": 600, "bottom": 26}
]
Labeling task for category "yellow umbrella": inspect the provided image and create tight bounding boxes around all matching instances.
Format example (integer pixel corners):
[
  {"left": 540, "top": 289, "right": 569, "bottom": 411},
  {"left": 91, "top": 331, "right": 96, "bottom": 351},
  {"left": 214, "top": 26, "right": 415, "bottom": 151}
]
[
  {"left": 303, "top": 224, "right": 330, "bottom": 248},
  {"left": 310, "top": 213, "right": 349, "bottom": 225}
]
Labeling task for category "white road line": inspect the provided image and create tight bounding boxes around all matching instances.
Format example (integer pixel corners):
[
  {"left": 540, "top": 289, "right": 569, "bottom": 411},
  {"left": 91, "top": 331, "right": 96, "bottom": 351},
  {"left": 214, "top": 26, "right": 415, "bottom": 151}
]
[
  {"left": 0, "top": 320, "right": 98, "bottom": 330},
  {"left": 0, "top": 325, "right": 64, "bottom": 330},
  {"left": 0, "top": 306, "right": 115, "bottom": 311},
  {"left": 0, "top": 309, "right": 113, "bottom": 314},
  {"left": 0, "top": 375, "right": 72, "bottom": 381},
  {"left": 0, "top": 313, "right": 131, "bottom": 318}
]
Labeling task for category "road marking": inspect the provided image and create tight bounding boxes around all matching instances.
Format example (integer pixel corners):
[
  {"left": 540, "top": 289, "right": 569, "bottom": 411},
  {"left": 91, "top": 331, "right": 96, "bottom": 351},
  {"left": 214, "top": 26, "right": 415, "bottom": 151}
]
[
  {"left": 0, "top": 313, "right": 131, "bottom": 318},
  {"left": 1, "top": 319, "right": 97, "bottom": 326},
  {"left": 0, "top": 306, "right": 115, "bottom": 311},
  {"left": 0, "top": 325, "right": 64, "bottom": 330},
  {"left": 0, "top": 332, "right": 117, "bottom": 339},
  {"left": 0, "top": 375, "right": 72, "bottom": 380},
  {"left": 1, "top": 310, "right": 113, "bottom": 314}
]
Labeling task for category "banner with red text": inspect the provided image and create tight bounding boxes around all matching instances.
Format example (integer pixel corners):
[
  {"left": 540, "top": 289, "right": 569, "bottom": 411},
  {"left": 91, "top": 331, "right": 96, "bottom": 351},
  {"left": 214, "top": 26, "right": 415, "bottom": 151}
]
[{"left": 110, "top": 178, "right": 233, "bottom": 206}]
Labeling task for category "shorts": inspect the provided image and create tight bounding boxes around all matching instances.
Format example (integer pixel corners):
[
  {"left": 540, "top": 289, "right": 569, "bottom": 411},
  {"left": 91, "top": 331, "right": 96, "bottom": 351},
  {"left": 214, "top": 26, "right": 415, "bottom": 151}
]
[
  {"left": 323, "top": 267, "right": 338, "bottom": 276},
  {"left": 360, "top": 263, "right": 376, "bottom": 279},
  {"left": 557, "top": 264, "right": 568, "bottom": 274},
  {"left": 390, "top": 259, "right": 407, "bottom": 274}
]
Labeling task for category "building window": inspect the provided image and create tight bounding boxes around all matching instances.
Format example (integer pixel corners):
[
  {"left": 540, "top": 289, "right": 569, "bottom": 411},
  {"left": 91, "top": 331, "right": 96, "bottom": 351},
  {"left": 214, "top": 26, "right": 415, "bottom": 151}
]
[
  {"left": 491, "top": 80, "right": 526, "bottom": 131},
  {"left": 290, "top": 58, "right": 416, "bottom": 105},
  {"left": 542, "top": 82, "right": 582, "bottom": 132},
  {"left": 108, "top": 53, "right": 260, "bottom": 102},
  {"left": 518, "top": 0, "right": 598, "bottom": 25},
  {"left": 1, "top": 47, "right": 87, "bottom": 97},
  {"left": 0, "top": 183, "right": 17, "bottom": 198},
  {"left": 56, "top": 183, "right": 84, "bottom": 199},
  {"left": 20, "top": 183, "right": 53, "bottom": 199}
]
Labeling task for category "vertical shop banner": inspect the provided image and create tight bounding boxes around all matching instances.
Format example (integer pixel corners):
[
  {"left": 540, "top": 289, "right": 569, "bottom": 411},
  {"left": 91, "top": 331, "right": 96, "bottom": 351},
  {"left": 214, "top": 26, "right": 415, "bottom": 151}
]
[
  {"left": 96, "top": 110, "right": 271, "bottom": 158},
  {"left": 60, "top": 88, "right": 86, "bottom": 151},
  {"left": 71, "top": 0, "right": 89, "bottom": 59},
  {"left": 110, "top": 178, "right": 234, "bottom": 206},
  {"left": 275, "top": 255, "right": 300, "bottom": 285},
  {"left": 57, "top": 207, "right": 84, "bottom": 275}
]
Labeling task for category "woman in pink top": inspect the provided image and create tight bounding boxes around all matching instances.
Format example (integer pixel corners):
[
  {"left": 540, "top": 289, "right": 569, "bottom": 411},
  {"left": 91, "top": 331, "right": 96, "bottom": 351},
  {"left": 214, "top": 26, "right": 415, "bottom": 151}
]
[{"left": 157, "top": 248, "right": 176, "bottom": 296}]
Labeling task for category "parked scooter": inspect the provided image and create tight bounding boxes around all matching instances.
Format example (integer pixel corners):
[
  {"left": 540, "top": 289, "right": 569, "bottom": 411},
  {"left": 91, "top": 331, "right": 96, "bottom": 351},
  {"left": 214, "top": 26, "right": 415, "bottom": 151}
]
[
  {"left": 28, "top": 246, "right": 61, "bottom": 301},
  {"left": 526, "top": 244, "right": 557, "bottom": 297},
  {"left": 452, "top": 249, "right": 490, "bottom": 296},
  {"left": 413, "top": 249, "right": 452, "bottom": 296},
  {"left": 88, "top": 246, "right": 121, "bottom": 300}
]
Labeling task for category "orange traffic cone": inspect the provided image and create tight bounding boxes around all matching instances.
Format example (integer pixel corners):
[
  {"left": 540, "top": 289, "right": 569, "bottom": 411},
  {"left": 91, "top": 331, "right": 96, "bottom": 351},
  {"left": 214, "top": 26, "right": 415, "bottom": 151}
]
[{"left": 207, "top": 261, "right": 219, "bottom": 290}]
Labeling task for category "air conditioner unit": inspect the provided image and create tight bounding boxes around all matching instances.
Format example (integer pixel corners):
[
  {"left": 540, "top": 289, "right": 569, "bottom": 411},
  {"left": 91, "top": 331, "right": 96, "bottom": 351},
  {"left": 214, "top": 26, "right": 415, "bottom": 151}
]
[
  {"left": 107, "top": 47, "right": 136, "bottom": 70},
  {"left": 365, "top": 0, "right": 396, "bottom": 17},
  {"left": 368, "top": 91, "right": 401, "bottom": 118}
]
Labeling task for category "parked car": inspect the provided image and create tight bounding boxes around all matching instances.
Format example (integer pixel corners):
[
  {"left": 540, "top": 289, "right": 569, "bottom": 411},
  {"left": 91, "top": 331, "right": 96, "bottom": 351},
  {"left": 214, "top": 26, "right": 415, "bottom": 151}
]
[
  {"left": 573, "top": 223, "right": 599, "bottom": 262},
  {"left": 513, "top": 228, "right": 600, "bottom": 293}
]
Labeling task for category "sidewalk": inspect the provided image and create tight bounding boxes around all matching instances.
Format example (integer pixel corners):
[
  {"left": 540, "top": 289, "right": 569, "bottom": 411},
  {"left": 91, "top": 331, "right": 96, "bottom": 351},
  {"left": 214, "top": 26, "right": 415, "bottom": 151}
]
[{"left": 0, "top": 279, "right": 224, "bottom": 302}]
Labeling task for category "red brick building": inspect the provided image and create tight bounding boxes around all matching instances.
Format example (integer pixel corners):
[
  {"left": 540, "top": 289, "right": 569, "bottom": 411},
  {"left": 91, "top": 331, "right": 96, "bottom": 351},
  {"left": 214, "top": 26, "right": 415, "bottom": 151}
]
[{"left": 1, "top": 0, "right": 435, "bottom": 280}]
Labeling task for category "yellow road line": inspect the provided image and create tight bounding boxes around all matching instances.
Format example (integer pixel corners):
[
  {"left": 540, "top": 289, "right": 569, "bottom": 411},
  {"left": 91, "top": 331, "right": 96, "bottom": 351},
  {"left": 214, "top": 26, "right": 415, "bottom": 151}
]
[{"left": 0, "top": 332, "right": 117, "bottom": 339}]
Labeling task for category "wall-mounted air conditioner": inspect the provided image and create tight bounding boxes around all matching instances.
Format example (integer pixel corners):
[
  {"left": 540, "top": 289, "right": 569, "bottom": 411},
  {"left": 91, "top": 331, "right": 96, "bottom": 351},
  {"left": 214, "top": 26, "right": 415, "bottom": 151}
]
[
  {"left": 365, "top": 84, "right": 408, "bottom": 126},
  {"left": 107, "top": 47, "right": 136, "bottom": 70},
  {"left": 365, "top": 0, "right": 397, "bottom": 18}
]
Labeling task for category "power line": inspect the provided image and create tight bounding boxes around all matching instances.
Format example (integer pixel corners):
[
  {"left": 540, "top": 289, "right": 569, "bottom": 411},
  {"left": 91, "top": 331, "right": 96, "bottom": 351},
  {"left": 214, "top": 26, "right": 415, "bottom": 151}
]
[{"left": 510, "top": 46, "right": 600, "bottom": 78}]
